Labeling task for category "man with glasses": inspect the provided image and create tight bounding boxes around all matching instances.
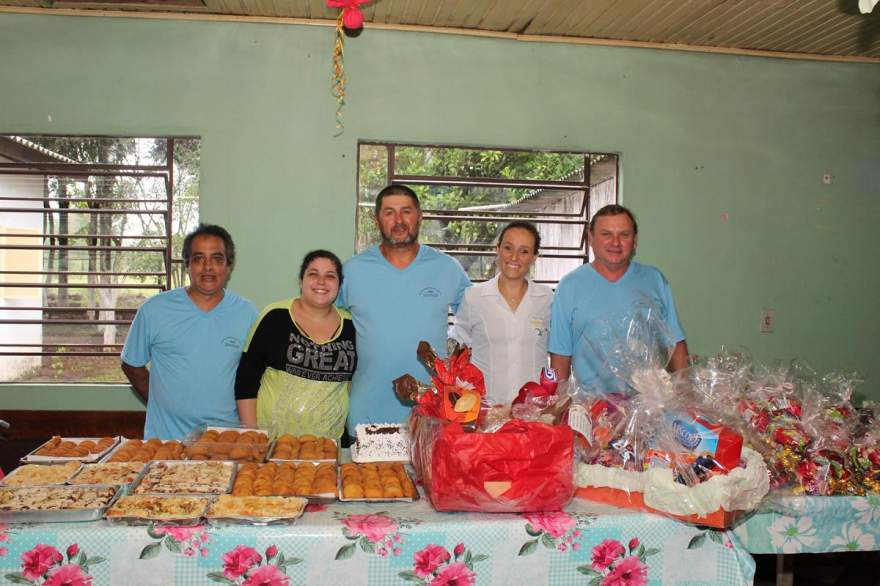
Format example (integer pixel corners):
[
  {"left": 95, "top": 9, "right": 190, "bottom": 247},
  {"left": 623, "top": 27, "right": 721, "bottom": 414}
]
[{"left": 121, "top": 224, "right": 258, "bottom": 439}]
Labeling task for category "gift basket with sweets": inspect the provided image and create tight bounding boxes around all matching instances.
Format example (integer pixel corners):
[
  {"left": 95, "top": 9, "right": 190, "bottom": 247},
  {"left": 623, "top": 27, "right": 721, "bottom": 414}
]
[
  {"left": 395, "top": 341, "right": 575, "bottom": 513},
  {"left": 706, "top": 352, "right": 880, "bottom": 497},
  {"left": 570, "top": 309, "right": 770, "bottom": 528}
]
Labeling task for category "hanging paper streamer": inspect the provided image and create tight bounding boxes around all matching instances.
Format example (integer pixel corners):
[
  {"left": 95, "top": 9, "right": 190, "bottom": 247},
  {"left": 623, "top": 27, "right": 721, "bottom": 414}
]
[{"left": 326, "top": 0, "right": 369, "bottom": 131}]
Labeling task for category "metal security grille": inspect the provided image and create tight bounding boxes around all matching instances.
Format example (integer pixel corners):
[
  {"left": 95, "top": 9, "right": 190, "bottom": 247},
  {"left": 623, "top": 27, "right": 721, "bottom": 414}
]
[
  {"left": 0, "top": 135, "right": 198, "bottom": 383},
  {"left": 356, "top": 141, "right": 619, "bottom": 287}
]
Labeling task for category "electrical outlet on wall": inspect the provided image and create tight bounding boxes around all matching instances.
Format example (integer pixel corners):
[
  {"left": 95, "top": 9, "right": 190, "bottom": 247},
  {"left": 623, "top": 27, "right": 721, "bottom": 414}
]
[{"left": 760, "top": 309, "right": 774, "bottom": 333}]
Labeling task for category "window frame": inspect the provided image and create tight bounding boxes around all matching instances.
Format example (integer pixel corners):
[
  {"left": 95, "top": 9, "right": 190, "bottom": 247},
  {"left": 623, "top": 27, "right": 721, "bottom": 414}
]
[
  {"left": 356, "top": 140, "right": 620, "bottom": 286},
  {"left": 0, "top": 135, "right": 193, "bottom": 368}
]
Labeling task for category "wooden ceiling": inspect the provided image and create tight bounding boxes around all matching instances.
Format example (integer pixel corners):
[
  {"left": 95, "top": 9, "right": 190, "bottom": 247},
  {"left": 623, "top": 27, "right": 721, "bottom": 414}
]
[{"left": 3, "top": 0, "right": 879, "bottom": 62}]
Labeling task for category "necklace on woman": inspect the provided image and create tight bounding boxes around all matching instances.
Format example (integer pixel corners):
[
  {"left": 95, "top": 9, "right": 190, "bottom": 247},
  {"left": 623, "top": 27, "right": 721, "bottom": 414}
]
[{"left": 498, "top": 278, "right": 528, "bottom": 312}]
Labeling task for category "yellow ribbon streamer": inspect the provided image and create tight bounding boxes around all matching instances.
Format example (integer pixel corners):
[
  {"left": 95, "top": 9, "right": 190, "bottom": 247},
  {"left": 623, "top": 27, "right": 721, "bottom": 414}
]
[{"left": 331, "top": 12, "right": 346, "bottom": 132}]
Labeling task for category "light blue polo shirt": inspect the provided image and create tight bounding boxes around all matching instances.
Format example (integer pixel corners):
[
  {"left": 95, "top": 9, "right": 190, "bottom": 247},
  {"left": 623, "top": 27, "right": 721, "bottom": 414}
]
[
  {"left": 549, "top": 261, "right": 685, "bottom": 393},
  {"left": 121, "top": 287, "right": 258, "bottom": 440},
  {"left": 337, "top": 245, "right": 471, "bottom": 434}
]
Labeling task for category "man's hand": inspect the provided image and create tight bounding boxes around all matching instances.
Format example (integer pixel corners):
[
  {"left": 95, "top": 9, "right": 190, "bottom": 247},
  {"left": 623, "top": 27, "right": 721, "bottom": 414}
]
[
  {"left": 549, "top": 353, "right": 572, "bottom": 383},
  {"left": 121, "top": 362, "right": 150, "bottom": 404},
  {"left": 668, "top": 341, "right": 690, "bottom": 372}
]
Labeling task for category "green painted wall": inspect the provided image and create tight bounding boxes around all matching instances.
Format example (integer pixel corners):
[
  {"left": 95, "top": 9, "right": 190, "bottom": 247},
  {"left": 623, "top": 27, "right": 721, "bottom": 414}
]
[{"left": 0, "top": 13, "right": 878, "bottom": 410}]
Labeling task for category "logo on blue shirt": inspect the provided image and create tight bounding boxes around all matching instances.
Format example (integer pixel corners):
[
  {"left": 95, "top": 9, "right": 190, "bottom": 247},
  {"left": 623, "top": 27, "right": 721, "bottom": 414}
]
[
  {"left": 222, "top": 337, "right": 242, "bottom": 349},
  {"left": 419, "top": 287, "right": 440, "bottom": 298}
]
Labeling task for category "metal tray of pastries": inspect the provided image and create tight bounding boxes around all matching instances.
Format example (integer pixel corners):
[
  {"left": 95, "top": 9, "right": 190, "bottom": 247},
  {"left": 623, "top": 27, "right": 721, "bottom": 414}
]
[
  {"left": 0, "top": 462, "right": 83, "bottom": 487},
  {"left": 232, "top": 461, "right": 337, "bottom": 502},
  {"left": 184, "top": 426, "right": 270, "bottom": 463},
  {"left": 0, "top": 484, "right": 121, "bottom": 523},
  {"left": 207, "top": 495, "right": 308, "bottom": 525},
  {"left": 22, "top": 436, "right": 119, "bottom": 463},
  {"left": 338, "top": 462, "right": 418, "bottom": 502},
  {"left": 104, "top": 494, "right": 211, "bottom": 525},
  {"left": 132, "top": 461, "right": 235, "bottom": 495}
]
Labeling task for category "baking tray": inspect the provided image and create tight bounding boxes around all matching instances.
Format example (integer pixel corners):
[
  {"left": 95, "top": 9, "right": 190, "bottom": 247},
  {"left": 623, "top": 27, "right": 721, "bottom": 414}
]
[
  {"left": 68, "top": 462, "right": 148, "bottom": 489},
  {"left": 232, "top": 461, "right": 337, "bottom": 502},
  {"left": 104, "top": 494, "right": 212, "bottom": 526},
  {"left": 0, "top": 462, "right": 83, "bottom": 487},
  {"left": 132, "top": 460, "right": 236, "bottom": 495},
  {"left": 268, "top": 435, "right": 338, "bottom": 463},
  {"left": 100, "top": 438, "right": 187, "bottom": 463},
  {"left": 184, "top": 425, "right": 271, "bottom": 462},
  {"left": 0, "top": 484, "right": 121, "bottom": 523},
  {"left": 338, "top": 463, "right": 419, "bottom": 503},
  {"left": 206, "top": 495, "right": 307, "bottom": 526},
  {"left": 21, "top": 436, "right": 120, "bottom": 463}
]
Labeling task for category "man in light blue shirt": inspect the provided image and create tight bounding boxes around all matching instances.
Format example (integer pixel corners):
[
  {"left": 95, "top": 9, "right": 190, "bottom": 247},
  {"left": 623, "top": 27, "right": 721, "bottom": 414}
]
[
  {"left": 121, "top": 224, "right": 258, "bottom": 439},
  {"left": 550, "top": 205, "right": 688, "bottom": 393},
  {"left": 338, "top": 184, "right": 471, "bottom": 435}
]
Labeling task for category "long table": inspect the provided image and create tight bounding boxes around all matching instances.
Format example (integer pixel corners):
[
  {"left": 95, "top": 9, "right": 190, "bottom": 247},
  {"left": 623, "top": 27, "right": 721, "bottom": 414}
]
[
  {"left": 0, "top": 498, "right": 755, "bottom": 585},
  {"left": 732, "top": 493, "right": 880, "bottom": 554}
]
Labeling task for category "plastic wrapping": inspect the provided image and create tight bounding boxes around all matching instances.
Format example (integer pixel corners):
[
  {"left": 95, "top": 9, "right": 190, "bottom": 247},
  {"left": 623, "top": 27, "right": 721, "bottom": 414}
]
[
  {"left": 411, "top": 414, "right": 575, "bottom": 512},
  {"left": 571, "top": 308, "right": 768, "bottom": 527},
  {"left": 733, "top": 363, "right": 872, "bottom": 496}
]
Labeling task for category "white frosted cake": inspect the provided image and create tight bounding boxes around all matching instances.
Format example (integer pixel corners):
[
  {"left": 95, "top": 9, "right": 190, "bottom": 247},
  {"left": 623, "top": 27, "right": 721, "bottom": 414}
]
[{"left": 352, "top": 423, "right": 410, "bottom": 463}]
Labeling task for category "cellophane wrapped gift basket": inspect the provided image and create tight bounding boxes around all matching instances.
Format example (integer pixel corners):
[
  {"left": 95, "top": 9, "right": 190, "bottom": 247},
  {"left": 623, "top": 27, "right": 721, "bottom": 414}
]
[
  {"left": 701, "top": 351, "right": 879, "bottom": 497},
  {"left": 396, "top": 342, "right": 575, "bottom": 513},
  {"left": 569, "top": 307, "right": 770, "bottom": 528}
]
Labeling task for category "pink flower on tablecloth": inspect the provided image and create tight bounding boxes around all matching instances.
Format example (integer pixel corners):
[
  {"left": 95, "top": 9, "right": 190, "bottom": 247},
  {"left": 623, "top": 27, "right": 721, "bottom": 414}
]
[
  {"left": 341, "top": 513, "right": 398, "bottom": 543},
  {"left": 591, "top": 539, "right": 626, "bottom": 572},
  {"left": 305, "top": 503, "right": 327, "bottom": 513},
  {"left": 66, "top": 544, "right": 79, "bottom": 560},
  {"left": 241, "top": 564, "right": 290, "bottom": 586},
  {"left": 428, "top": 561, "right": 476, "bottom": 586},
  {"left": 0, "top": 547, "right": 8, "bottom": 557},
  {"left": 21, "top": 544, "right": 63, "bottom": 580},
  {"left": 154, "top": 525, "right": 202, "bottom": 542},
  {"left": 453, "top": 543, "right": 465, "bottom": 557},
  {"left": 628, "top": 538, "right": 639, "bottom": 552},
  {"left": 222, "top": 545, "right": 263, "bottom": 580},
  {"left": 42, "top": 563, "right": 93, "bottom": 586},
  {"left": 266, "top": 545, "right": 278, "bottom": 560},
  {"left": 601, "top": 555, "right": 648, "bottom": 586},
  {"left": 413, "top": 544, "right": 451, "bottom": 578},
  {"left": 523, "top": 512, "right": 577, "bottom": 538}
]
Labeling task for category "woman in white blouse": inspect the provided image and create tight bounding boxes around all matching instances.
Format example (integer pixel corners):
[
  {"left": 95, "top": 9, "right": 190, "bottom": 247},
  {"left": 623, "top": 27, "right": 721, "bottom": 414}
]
[{"left": 453, "top": 221, "right": 552, "bottom": 404}]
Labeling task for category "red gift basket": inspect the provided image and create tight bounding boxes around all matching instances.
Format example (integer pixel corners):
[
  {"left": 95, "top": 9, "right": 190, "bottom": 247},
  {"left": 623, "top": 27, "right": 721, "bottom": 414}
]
[{"left": 411, "top": 414, "right": 575, "bottom": 512}]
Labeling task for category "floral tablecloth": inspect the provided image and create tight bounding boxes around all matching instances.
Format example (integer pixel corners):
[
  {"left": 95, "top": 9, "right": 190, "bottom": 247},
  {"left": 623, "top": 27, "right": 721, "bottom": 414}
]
[
  {"left": 0, "top": 498, "right": 754, "bottom": 585},
  {"left": 732, "top": 493, "right": 880, "bottom": 554}
]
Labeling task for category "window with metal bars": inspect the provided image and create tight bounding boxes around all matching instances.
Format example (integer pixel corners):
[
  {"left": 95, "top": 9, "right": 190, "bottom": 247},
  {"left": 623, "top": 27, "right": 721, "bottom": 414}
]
[
  {"left": 0, "top": 135, "right": 200, "bottom": 383},
  {"left": 356, "top": 141, "right": 619, "bottom": 286}
]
